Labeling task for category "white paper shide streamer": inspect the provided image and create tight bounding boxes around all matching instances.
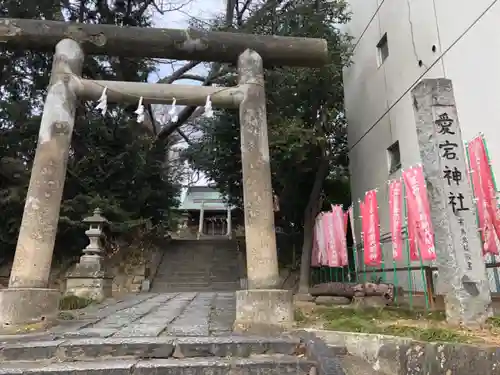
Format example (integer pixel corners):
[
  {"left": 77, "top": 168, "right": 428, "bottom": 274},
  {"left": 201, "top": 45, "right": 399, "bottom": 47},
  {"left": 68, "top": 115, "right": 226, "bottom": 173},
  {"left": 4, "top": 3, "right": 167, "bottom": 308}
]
[
  {"left": 168, "top": 98, "right": 178, "bottom": 123},
  {"left": 95, "top": 87, "right": 108, "bottom": 116},
  {"left": 134, "top": 96, "right": 145, "bottom": 123},
  {"left": 204, "top": 95, "right": 213, "bottom": 118}
]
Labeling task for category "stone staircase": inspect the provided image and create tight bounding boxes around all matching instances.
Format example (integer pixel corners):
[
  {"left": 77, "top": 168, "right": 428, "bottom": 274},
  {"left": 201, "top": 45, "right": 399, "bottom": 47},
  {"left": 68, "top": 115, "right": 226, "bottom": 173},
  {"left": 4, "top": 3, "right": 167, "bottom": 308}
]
[
  {"left": 150, "top": 239, "right": 241, "bottom": 293},
  {"left": 0, "top": 335, "right": 315, "bottom": 375}
]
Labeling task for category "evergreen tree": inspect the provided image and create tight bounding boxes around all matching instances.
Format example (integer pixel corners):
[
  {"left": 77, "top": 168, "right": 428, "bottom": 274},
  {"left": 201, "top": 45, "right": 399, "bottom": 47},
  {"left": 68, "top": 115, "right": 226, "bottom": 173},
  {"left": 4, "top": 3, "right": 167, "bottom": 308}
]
[
  {"left": 183, "top": 0, "right": 352, "bottom": 288},
  {"left": 0, "top": 0, "right": 180, "bottom": 261}
]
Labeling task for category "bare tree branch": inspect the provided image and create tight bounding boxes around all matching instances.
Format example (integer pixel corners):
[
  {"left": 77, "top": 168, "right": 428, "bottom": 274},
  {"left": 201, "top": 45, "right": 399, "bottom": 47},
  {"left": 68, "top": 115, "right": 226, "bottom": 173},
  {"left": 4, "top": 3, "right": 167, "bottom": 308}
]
[
  {"left": 146, "top": 60, "right": 201, "bottom": 134},
  {"left": 154, "top": 0, "right": 241, "bottom": 142},
  {"left": 176, "top": 74, "right": 207, "bottom": 82},
  {"left": 176, "top": 128, "right": 191, "bottom": 144},
  {"left": 157, "top": 61, "right": 201, "bottom": 84},
  {"left": 153, "top": 0, "right": 289, "bottom": 142}
]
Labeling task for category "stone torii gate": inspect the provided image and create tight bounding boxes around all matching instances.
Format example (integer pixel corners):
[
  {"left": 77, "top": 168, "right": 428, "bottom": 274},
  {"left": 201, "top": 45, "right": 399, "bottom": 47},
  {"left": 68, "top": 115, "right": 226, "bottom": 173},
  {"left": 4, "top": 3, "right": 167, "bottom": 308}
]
[{"left": 0, "top": 18, "right": 328, "bottom": 334}]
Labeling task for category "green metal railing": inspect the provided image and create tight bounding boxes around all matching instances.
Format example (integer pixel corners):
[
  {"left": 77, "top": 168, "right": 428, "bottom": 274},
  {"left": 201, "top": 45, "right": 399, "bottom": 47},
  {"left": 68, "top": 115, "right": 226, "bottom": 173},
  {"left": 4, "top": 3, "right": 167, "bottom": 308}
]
[
  {"left": 310, "top": 183, "right": 434, "bottom": 310},
  {"left": 310, "top": 225, "right": 434, "bottom": 310}
]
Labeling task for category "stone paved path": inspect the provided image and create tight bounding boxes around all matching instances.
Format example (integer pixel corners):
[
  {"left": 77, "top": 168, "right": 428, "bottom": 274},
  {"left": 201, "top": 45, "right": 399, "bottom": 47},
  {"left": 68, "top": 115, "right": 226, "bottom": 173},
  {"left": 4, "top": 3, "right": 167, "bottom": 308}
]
[
  {"left": 0, "top": 292, "right": 342, "bottom": 375},
  {"left": 46, "top": 292, "right": 236, "bottom": 340}
]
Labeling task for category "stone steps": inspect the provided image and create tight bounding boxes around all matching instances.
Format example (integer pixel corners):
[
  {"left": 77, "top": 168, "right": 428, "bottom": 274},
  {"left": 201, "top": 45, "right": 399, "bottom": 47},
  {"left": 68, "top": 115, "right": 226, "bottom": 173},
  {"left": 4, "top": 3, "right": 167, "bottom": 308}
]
[
  {"left": 152, "top": 281, "right": 238, "bottom": 285},
  {"left": 156, "top": 274, "right": 237, "bottom": 281},
  {"left": 156, "top": 275, "right": 210, "bottom": 281},
  {"left": 0, "top": 336, "right": 314, "bottom": 375},
  {"left": 151, "top": 283, "right": 239, "bottom": 292},
  {"left": 151, "top": 239, "right": 241, "bottom": 293},
  {"left": 0, "top": 336, "right": 301, "bottom": 361},
  {"left": 0, "top": 356, "right": 314, "bottom": 375}
]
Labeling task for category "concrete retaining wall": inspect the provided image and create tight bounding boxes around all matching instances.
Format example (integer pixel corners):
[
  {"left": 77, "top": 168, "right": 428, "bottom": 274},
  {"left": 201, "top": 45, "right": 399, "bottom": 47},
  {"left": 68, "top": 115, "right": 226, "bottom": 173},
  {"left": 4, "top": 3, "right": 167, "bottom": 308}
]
[{"left": 303, "top": 329, "right": 500, "bottom": 375}]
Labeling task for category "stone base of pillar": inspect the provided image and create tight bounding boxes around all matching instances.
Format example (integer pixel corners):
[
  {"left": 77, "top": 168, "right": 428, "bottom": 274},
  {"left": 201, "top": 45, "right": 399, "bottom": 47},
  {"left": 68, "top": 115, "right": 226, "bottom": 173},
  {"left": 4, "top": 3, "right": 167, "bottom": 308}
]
[
  {"left": 233, "top": 289, "right": 293, "bottom": 335},
  {"left": 65, "top": 256, "right": 112, "bottom": 302},
  {"left": 0, "top": 288, "right": 60, "bottom": 334},
  {"left": 293, "top": 293, "right": 316, "bottom": 302}
]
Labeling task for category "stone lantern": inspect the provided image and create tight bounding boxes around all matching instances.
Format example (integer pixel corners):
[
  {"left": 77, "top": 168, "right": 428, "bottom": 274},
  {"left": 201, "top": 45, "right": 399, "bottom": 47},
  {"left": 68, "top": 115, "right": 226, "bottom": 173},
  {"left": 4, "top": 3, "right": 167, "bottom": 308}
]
[
  {"left": 65, "top": 208, "right": 113, "bottom": 302},
  {"left": 81, "top": 208, "right": 107, "bottom": 262}
]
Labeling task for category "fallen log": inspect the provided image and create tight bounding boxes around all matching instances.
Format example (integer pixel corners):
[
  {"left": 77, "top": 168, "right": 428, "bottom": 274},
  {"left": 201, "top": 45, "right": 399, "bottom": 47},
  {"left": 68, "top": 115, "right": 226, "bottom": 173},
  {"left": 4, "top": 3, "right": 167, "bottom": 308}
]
[{"left": 309, "top": 282, "right": 397, "bottom": 302}]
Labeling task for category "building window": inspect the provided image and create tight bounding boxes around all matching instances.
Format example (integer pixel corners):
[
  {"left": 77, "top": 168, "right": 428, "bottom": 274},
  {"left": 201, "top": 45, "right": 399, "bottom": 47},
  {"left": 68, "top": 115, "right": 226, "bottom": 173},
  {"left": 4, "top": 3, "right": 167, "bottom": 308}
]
[
  {"left": 387, "top": 141, "right": 401, "bottom": 174},
  {"left": 377, "top": 33, "right": 389, "bottom": 66}
]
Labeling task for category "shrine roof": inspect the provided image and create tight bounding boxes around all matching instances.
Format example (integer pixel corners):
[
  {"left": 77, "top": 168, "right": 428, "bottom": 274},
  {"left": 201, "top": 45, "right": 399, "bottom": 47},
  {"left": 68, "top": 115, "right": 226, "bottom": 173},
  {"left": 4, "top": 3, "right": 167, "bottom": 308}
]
[{"left": 177, "top": 186, "right": 235, "bottom": 211}]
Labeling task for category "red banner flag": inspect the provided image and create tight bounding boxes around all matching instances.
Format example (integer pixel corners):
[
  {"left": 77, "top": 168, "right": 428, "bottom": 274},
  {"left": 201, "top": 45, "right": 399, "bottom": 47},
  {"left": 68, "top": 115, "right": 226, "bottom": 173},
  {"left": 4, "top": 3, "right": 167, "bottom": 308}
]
[
  {"left": 389, "top": 179, "right": 404, "bottom": 261},
  {"left": 332, "top": 205, "right": 349, "bottom": 267},
  {"left": 360, "top": 200, "right": 367, "bottom": 264},
  {"left": 467, "top": 136, "right": 500, "bottom": 255},
  {"left": 407, "top": 203, "right": 420, "bottom": 261},
  {"left": 402, "top": 165, "right": 436, "bottom": 261},
  {"left": 362, "top": 190, "right": 382, "bottom": 266}
]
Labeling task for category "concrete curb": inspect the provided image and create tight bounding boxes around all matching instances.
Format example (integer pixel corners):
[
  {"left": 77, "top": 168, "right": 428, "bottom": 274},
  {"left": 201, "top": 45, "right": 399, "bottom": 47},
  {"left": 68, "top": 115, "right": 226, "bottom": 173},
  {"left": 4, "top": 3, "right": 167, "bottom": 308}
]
[{"left": 302, "top": 329, "right": 500, "bottom": 375}]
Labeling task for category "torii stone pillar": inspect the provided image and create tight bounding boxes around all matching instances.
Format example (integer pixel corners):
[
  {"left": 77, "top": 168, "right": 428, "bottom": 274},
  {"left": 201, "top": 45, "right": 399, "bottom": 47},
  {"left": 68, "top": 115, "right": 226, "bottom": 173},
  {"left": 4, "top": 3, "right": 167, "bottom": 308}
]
[
  {"left": 0, "top": 39, "right": 84, "bottom": 331},
  {"left": 233, "top": 50, "right": 293, "bottom": 335}
]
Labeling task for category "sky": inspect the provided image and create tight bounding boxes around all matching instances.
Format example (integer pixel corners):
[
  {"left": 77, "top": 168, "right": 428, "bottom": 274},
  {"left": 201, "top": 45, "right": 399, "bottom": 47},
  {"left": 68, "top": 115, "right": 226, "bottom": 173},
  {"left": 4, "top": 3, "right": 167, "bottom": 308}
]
[{"left": 150, "top": 0, "right": 225, "bottom": 196}]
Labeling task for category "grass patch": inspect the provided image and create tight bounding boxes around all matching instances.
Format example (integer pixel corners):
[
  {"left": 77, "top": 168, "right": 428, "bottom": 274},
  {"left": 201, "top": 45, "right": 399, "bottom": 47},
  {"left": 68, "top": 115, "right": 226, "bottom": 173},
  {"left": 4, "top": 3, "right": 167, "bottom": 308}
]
[
  {"left": 382, "top": 325, "right": 469, "bottom": 343},
  {"left": 59, "top": 295, "right": 94, "bottom": 310},
  {"left": 323, "top": 317, "right": 469, "bottom": 343},
  {"left": 294, "top": 308, "right": 307, "bottom": 323},
  {"left": 315, "top": 306, "right": 472, "bottom": 343},
  {"left": 487, "top": 316, "right": 500, "bottom": 328},
  {"left": 57, "top": 311, "right": 76, "bottom": 320},
  {"left": 320, "top": 305, "right": 445, "bottom": 323}
]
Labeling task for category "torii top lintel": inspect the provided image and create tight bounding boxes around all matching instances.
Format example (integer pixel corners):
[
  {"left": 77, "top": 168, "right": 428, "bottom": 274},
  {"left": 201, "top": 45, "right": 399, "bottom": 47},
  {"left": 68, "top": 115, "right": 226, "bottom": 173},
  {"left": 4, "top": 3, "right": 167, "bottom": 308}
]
[{"left": 0, "top": 18, "right": 328, "bottom": 68}]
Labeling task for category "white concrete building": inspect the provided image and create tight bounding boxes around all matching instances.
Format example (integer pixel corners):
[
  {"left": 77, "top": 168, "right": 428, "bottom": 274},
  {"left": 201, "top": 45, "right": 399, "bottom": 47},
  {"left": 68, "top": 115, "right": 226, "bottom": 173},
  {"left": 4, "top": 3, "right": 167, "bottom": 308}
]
[{"left": 343, "top": 0, "right": 500, "bottom": 293}]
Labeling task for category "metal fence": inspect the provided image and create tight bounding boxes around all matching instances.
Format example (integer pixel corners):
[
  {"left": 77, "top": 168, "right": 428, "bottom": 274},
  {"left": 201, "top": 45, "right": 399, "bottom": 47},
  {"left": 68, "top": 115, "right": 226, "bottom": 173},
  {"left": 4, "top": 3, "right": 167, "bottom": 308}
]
[{"left": 310, "top": 227, "right": 500, "bottom": 311}]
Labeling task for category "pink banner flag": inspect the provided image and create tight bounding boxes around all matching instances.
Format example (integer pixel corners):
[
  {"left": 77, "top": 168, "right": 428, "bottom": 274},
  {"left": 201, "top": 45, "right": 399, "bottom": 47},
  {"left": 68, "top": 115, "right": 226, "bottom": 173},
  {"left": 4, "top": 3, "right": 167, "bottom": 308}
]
[
  {"left": 468, "top": 136, "right": 500, "bottom": 255},
  {"left": 362, "top": 190, "right": 382, "bottom": 266},
  {"left": 402, "top": 165, "right": 436, "bottom": 261},
  {"left": 332, "top": 205, "right": 349, "bottom": 267},
  {"left": 323, "top": 211, "right": 340, "bottom": 267},
  {"left": 348, "top": 205, "right": 357, "bottom": 246},
  {"left": 314, "top": 213, "right": 327, "bottom": 265},
  {"left": 389, "top": 179, "right": 404, "bottom": 261}
]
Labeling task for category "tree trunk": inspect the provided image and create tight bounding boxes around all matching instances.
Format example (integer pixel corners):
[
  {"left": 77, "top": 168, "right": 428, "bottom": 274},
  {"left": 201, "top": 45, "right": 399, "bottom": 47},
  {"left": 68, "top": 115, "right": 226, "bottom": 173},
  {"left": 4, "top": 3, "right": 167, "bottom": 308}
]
[
  {"left": 298, "top": 158, "right": 329, "bottom": 294},
  {"left": 0, "top": 18, "right": 327, "bottom": 67}
]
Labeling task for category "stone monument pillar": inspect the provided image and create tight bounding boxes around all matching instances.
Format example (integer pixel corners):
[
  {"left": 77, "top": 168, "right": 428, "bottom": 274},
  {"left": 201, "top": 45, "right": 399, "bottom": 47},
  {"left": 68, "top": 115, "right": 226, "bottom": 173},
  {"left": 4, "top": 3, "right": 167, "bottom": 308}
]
[
  {"left": 411, "top": 78, "right": 492, "bottom": 327},
  {"left": 65, "top": 208, "right": 112, "bottom": 302},
  {"left": 233, "top": 49, "right": 293, "bottom": 335}
]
